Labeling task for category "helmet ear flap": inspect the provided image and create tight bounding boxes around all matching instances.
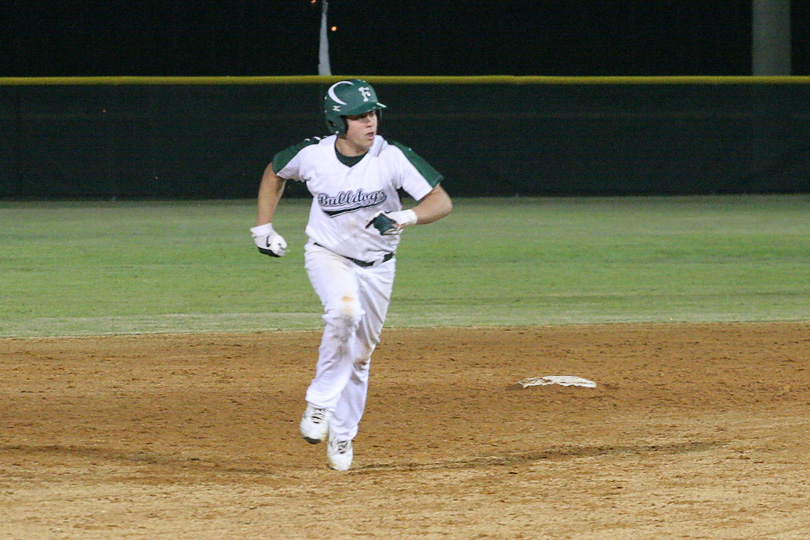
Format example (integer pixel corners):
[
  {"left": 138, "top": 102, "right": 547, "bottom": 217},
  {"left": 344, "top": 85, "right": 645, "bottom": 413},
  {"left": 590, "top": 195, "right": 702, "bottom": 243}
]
[{"left": 326, "top": 115, "right": 347, "bottom": 136}]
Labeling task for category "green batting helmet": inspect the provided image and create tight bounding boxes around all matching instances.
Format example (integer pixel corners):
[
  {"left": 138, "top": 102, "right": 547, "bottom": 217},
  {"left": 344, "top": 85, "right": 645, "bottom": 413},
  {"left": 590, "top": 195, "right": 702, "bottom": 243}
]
[{"left": 324, "top": 79, "right": 387, "bottom": 136}]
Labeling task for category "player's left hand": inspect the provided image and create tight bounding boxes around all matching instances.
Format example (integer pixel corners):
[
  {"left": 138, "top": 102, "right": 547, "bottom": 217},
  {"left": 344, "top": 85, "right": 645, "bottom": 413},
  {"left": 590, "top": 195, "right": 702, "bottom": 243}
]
[
  {"left": 250, "top": 223, "right": 287, "bottom": 257},
  {"left": 366, "top": 210, "right": 418, "bottom": 236}
]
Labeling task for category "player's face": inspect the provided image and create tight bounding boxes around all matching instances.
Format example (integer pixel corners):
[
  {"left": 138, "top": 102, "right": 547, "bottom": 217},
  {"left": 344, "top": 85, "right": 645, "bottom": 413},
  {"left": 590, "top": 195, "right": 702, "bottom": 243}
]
[{"left": 341, "top": 110, "right": 378, "bottom": 155}]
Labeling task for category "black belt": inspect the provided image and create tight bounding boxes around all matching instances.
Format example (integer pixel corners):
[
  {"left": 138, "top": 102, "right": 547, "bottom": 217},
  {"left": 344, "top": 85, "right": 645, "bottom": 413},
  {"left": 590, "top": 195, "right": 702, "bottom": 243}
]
[{"left": 314, "top": 243, "right": 394, "bottom": 268}]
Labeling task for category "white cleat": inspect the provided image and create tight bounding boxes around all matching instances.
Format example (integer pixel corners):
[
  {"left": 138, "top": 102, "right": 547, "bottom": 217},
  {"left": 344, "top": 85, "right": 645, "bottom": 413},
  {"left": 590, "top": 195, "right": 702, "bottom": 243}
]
[
  {"left": 300, "top": 404, "right": 331, "bottom": 444},
  {"left": 327, "top": 438, "right": 353, "bottom": 471}
]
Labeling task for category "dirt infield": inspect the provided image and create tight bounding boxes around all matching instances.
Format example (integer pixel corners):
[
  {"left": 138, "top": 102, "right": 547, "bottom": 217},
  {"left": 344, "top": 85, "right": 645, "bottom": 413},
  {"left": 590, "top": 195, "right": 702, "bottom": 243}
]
[{"left": 2, "top": 323, "right": 809, "bottom": 539}]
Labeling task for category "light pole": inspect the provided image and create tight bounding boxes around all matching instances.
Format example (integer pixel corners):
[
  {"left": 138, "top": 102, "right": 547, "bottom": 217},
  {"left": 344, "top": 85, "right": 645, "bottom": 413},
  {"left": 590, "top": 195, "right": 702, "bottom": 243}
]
[
  {"left": 318, "top": 0, "right": 332, "bottom": 76},
  {"left": 752, "top": 0, "right": 791, "bottom": 75}
]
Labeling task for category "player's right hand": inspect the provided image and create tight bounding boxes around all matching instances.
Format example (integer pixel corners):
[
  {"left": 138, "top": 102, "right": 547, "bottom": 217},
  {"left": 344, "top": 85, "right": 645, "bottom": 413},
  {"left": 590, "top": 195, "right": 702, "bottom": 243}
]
[{"left": 250, "top": 223, "right": 287, "bottom": 257}]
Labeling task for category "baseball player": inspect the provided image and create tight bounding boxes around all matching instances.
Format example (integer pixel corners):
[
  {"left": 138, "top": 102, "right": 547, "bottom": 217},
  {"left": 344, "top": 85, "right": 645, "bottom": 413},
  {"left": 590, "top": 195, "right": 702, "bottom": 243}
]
[{"left": 251, "top": 79, "right": 452, "bottom": 471}]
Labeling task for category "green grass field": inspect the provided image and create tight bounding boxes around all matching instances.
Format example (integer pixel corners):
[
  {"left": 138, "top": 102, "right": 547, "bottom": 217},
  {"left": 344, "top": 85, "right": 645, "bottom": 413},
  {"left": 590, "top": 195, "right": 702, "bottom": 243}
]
[{"left": 1, "top": 195, "right": 808, "bottom": 337}]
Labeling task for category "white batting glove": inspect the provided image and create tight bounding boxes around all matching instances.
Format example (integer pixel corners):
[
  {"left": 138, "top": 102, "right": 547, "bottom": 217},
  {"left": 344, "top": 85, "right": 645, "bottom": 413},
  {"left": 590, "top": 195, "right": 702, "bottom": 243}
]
[
  {"left": 250, "top": 223, "right": 287, "bottom": 257},
  {"left": 366, "top": 209, "right": 418, "bottom": 236}
]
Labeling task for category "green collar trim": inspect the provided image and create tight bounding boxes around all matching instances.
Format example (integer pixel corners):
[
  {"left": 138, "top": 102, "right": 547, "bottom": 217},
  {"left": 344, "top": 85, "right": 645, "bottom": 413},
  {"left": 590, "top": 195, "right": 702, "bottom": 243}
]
[{"left": 335, "top": 146, "right": 366, "bottom": 167}]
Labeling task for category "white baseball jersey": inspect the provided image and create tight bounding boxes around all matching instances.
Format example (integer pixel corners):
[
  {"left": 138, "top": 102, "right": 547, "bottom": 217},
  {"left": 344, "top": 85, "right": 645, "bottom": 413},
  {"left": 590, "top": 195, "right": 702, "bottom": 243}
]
[{"left": 273, "top": 134, "right": 442, "bottom": 263}]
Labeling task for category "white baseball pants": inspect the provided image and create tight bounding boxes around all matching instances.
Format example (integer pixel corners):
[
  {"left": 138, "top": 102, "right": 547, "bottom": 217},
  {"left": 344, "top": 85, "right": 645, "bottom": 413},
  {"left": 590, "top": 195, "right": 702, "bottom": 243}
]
[{"left": 303, "top": 241, "right": 395, "bottom": 441}]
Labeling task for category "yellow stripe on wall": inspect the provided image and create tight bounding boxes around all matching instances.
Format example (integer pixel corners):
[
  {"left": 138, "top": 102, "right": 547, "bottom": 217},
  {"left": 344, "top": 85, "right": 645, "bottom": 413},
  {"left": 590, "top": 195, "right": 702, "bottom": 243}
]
[{"left": 2, "top": 75, "right": 810, "bottom": 86}]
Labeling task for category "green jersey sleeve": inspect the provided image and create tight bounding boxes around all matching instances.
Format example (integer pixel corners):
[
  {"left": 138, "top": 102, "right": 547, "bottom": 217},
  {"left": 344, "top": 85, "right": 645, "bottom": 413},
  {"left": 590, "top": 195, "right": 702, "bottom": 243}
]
[
  {"left": 390, "top": 141, "right": 444, "bottom": 188},
  {"left": 272, "top": 137, "right": 323, "bottom": 175}
]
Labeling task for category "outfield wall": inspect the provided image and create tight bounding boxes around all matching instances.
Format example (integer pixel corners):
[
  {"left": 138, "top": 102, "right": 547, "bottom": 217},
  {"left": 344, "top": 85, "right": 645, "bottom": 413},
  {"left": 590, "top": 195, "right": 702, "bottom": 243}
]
[{"left": 2, "top": 76, "right": 810, "bottom": 198}]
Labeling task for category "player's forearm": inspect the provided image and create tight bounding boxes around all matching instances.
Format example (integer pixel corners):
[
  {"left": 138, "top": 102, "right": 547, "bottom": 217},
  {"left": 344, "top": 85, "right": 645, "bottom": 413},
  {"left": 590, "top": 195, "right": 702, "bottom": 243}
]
[
  {"left": 412, "top": 185, "right": 452, "bottom": 224},
  {"left": 256, "top": 164, "right": 286, "bottom": 226}
]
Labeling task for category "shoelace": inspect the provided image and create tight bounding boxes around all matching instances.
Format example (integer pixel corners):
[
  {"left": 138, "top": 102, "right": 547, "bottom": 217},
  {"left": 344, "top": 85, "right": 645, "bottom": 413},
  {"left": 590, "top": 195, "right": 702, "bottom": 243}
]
[
  {"left": 333, "top": 441, "right": 350, "bottom": 454},
  {"left": 311, "top": 408, "right": 327, "bottom": 423}
]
